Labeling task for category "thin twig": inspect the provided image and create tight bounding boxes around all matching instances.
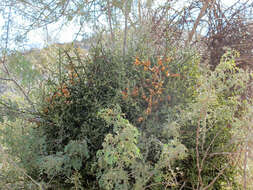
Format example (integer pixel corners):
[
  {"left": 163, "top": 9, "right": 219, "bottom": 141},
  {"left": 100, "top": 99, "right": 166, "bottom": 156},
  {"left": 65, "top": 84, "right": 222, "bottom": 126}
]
[{"left": 0, "top": 77, "right": 35, "bottom": 111}]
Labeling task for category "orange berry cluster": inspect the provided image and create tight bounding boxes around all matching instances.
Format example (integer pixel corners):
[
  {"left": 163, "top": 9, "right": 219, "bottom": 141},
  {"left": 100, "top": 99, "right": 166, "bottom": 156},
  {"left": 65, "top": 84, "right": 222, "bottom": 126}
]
[
  {"left": 122, "top": 57, "right": 180, "bottom": 122},
  {"left": 44, "top": 84, "right": 71, "bottom": 113},
  {"left": 68, "top": 65, "right": 79, "bottom": 85},
  {"left": 43, "top": 64, "right": 79, "bottom": 114}
]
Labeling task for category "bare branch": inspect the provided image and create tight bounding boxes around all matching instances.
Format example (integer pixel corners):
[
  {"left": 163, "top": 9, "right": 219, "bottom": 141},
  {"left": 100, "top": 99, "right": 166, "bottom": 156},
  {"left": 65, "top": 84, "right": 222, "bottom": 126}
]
[
  {"left": 187, "top": 0, "right": 214, "bottom": 45},
  {"left": 0, "top": 77, "right": 35, "bottom": 111}
]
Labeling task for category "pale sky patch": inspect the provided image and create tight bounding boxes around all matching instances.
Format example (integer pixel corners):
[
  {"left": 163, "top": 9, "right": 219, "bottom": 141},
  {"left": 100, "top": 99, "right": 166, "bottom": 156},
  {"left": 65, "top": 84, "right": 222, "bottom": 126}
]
[{"left": 0, "top": 0, "right": 247, "bottom": 50}]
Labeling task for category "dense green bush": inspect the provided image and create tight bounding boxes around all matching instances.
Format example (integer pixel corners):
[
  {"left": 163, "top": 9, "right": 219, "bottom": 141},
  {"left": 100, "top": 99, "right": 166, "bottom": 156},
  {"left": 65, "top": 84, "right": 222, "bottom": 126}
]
[
  {"left": 33, "top": 45, "right": 126, "bottom": 188},
  {"left": 22, "top": 43, "right": 198, "bottom": 188}
]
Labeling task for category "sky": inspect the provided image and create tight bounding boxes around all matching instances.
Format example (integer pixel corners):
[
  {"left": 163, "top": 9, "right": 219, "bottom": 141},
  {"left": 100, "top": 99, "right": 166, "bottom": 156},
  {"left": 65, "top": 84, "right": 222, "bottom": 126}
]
[
  {"left": 27, "top": 20, "right": 85, "bottom": 48},
  {"left": 0, "top": 0, "right": 248, "bottom": 51}
]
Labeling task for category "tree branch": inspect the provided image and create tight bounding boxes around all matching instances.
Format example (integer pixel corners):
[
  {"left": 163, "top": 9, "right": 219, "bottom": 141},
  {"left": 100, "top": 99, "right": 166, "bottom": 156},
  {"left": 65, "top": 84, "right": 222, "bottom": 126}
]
[{"left": 186, "top": 0, "right": 214, "bottom": 45}]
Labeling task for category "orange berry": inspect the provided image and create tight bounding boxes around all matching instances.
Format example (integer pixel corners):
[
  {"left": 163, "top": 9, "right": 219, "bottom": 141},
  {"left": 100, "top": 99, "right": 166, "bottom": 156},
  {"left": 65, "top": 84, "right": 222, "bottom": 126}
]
[
  {"left": 145, "top": 107, "right": 151, "bottom": 115},
  {"left": 157, "top": 58, "right": 163, "bottom": 66},
  {"left": 137, "top": 117, "right": 144, "bottom": 122},
  {"left": 134, "top": 58, "right": 141, "bottom": 66},
  {"left": 166, "top": 71, "right": 170, "bottom": 77},
  {"left": 122, "top": 91, "right": 128, "bottom": 100},
  {"left": 62, "top": 88, "right": 70, "bottom": 97},
  {"left": 131, "top": 87, "right": 139, "bottom": 97}
]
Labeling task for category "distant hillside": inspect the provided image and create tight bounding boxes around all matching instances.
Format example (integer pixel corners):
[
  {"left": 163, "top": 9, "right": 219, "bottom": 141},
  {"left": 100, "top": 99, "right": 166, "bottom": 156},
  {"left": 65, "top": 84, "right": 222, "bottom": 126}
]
[{"left": 0, "top": 41, "right": 89, "bottom": 96}]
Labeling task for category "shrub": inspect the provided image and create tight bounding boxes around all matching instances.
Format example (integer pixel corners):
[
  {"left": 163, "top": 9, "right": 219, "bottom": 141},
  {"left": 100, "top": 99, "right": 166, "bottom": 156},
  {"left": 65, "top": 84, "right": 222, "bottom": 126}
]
[
  {"left": 28, "top": 43, "right": 198, "bottom": 188},
  {"left": 173, "top": 50, "right": 252, "bottom": 189},
  {"left": 96, "top": 105, "right": 187, "bottom": 190}
]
